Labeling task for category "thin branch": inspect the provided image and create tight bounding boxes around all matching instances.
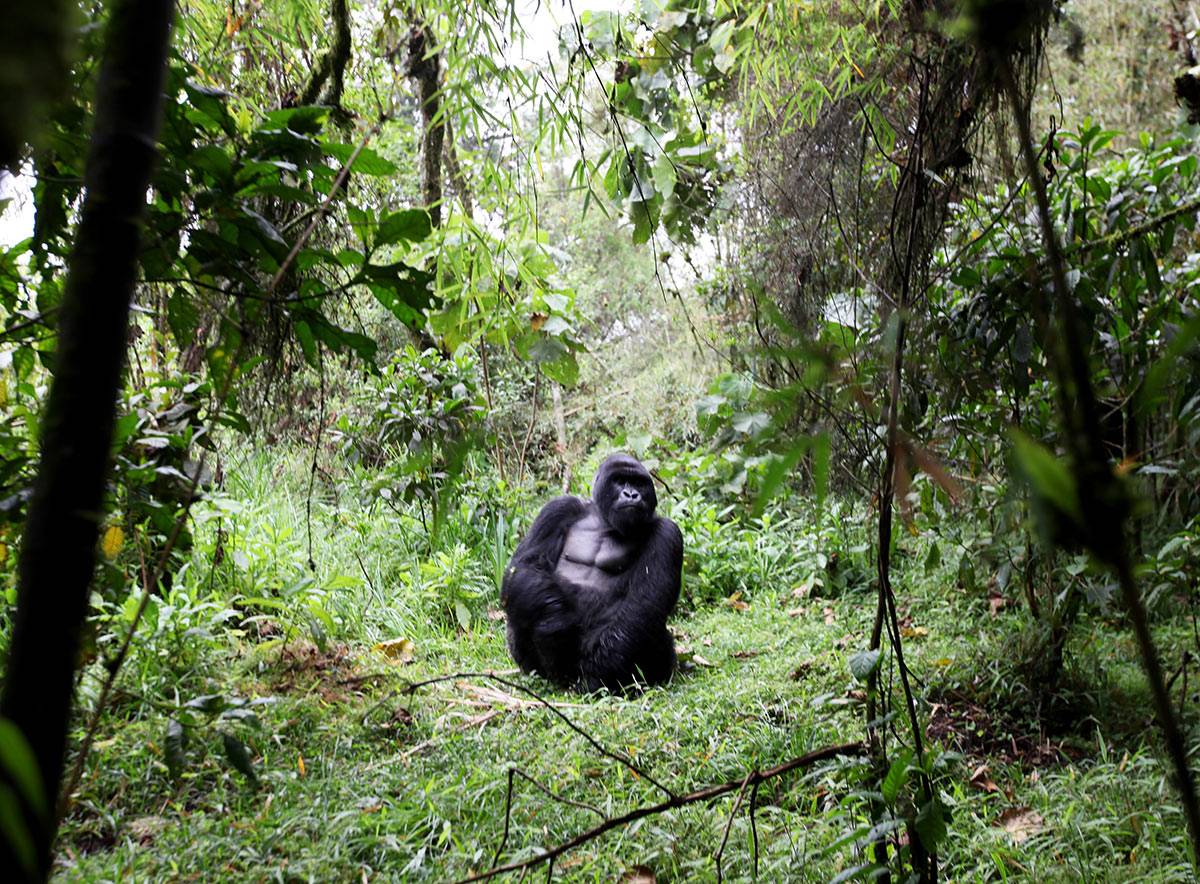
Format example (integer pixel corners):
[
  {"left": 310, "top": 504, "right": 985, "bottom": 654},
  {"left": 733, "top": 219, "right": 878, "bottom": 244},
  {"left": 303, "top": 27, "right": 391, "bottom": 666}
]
[
  {"left": 714, "top": 769, "right": 753, "bottom": 884},
  {"left": 455, "top": 742, "right": 865, "bottom": 883},
  {"left": 401, "top": 671, "right": 676, "bottom": 798}
]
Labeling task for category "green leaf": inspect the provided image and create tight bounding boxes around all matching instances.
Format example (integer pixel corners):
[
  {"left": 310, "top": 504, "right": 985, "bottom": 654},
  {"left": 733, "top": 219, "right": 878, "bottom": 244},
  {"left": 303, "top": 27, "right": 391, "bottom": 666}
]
[
  {"left": 731, "top": 412, "right": 769, "bottom": 436},
  {"left": 258, "top": 106, "right": 329, "bottom": 135},
  {"left": 752, "top": 441, "right": 807, "bottom": 518},
  {"left": 454, "top": 600, "right": 471, "bottom": 631},
  {"left": 322, "top": 142, "right": 397, "bottom": 176},
  {"left": 294, "top": 320, "right": 318, "bottom": 368},
  {"left": 1140, "top": 313, "right": 1200, "bottom": 415},
  {"left": 1008, "top": 431, "right": 1082, "bottom": 523},
  {"left": 539, "top": 352, "right": 580, "bottom": 387},
  {"left": 184, "top": 82, "right": 238, "bottom": 137},
  {"left": 924, "top": 542, "right": 941, "bottom": 574},
  {"left": 220, "top": 731, "right": 258, "bottom": 784},
  {"left": 167, "top": 288, "right": 199, "bottom": 347},
  {"left": 881, "top": 748, "right": 913, "bottom": 805},
  {"left": 0, "top": 783, "right": 35, "bottom": 877},
  {"left": 302, "top": 313, "right": 379, "bottom": 364},
  {"left": 848, "top": 649, "right": 882, "bottom": 682},
  {"left": 628, "top": 195, "right": 662, "bottom": 244},
  {"left": 0, "top": 719, "right": 46, "bottom": 819},
  {"left": 376, "top": 209, "right": 432, "bottom": 247},
  {"left": 915, "top": 796, "right": 948, "bottom": 851},
  {"left": 651, "top": 154, "right": 677, "bottom": 197},
  {"left": 184, "top": 694, "right": 228, "bottom": 715}
]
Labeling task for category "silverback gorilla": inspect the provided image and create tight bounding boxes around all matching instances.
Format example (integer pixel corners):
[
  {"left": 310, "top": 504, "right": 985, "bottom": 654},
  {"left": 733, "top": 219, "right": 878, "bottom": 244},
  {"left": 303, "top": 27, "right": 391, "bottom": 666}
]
[{"left": 500, "top": 454, "right": 683, "bottom": 692}]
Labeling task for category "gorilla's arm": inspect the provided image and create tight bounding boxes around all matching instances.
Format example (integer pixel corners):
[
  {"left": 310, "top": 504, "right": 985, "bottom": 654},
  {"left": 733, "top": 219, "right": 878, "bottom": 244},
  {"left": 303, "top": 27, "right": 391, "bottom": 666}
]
[
  {"left": 501, "top": 496, "right": 588, "bottom": 684},
  {"left": 579, "top": 516, "right": 683, "bottom": 691}
]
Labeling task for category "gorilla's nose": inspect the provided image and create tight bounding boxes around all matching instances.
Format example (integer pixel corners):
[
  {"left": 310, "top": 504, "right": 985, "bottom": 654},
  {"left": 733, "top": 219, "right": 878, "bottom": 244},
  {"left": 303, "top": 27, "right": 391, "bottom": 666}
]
[{"left": 621, "top": 488, "right": 640, "bottom": 502}]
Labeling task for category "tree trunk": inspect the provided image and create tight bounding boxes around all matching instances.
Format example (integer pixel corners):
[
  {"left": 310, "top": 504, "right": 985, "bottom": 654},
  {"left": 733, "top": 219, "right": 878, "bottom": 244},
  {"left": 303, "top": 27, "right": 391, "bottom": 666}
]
[
  {"left": 407, "top": 24, "right": 444, "bottom": 227},
  {"left": 0, "top": 0, "right": 174, "bottom": 878}
]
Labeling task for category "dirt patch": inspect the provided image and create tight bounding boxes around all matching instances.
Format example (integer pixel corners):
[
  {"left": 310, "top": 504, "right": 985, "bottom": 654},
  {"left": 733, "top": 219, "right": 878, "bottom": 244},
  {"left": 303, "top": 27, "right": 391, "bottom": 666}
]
[
  {"left": 927, "top": 688, "right": 1083, "bottom": 767},
  {"left": 264, "top": 642, "right": 366, "bottom": 703}
]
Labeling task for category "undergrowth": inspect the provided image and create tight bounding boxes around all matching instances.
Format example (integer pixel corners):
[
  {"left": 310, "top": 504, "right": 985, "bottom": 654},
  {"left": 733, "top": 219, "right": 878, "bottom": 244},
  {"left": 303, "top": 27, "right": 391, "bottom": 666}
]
[{"left": 52, "top": 450, "right": 1198, "bottom": 881}]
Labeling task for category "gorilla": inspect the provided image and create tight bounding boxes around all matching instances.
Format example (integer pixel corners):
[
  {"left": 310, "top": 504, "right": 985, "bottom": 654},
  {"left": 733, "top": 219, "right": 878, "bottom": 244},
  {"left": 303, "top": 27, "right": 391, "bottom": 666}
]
[{"left": 500, "top": 454, "right": 683, "bottom": 692}]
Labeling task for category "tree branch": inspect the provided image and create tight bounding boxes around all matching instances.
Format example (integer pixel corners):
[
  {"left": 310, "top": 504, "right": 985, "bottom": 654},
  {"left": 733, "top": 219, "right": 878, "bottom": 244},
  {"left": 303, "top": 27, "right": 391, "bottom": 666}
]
[{"left": 455, "top": 742, "right": 865, "bottom": 883}]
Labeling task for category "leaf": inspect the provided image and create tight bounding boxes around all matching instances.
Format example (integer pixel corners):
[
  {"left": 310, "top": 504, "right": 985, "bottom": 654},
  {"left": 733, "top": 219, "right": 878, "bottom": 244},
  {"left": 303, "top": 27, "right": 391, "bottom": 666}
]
[
  {"left": 167, "top": 288, "right": 199, "bottom": 346},
  {"left": 881, "top": 748, "right": 913, "bottom": 805},
  {"left": 0, "top": 783, "right": 35, "bottom": 878},
  {"left": 184, "top": 694, "right": 227, "bottom": 715},
  {"left": 454, "top": 601, "right": 472, "bottom": 631},
  {"left": 629, "top": 196, "right": 661, "bottom": 244},
  {"left": 651, "top": 154, "right": 676, "bottom": 197},
  {"left": 848, "top": 649, "right": 881, "bottom": 682},
  {"left": 0, "top": 719, "right": 46, "bottom": 819},
  {"left": 731, "top": 412, "right": 769, "bottom": 436},
  {"left": 539, "top": 351, "right": 579, "bottom": 387},
  {"left": 924, "top": 541, "right": 941, "bottom": 573},
  {"left": 101, "top": 525, "right": 125, "bottom": 560},
  {"left": 994, "top": 806, "right": 1045, "bottom": 843},
  {"left": 220, "top": 731, "right": 258, "bottom": 784},
  {"left": 752, "top": 440, "right": 808, "bottom": 518},
  {"left": 1140, "top": 312, "right": 1200, "bottom": 415},
  {"left": 164, "top": 719, "right": 186, "bottom": 781},
  {"left": 373, "top": 637, "right": 416, "bottom": 663},
  {"left": 376, "top": 209, "right": 432, "bottom": 247},
  {"left": 294, "top": 320, "right": 318, "bottom": 368},
  {"left": 969, "top": 763, "right": 999, "bottom": 793},
  {"left": 242, "top": 208, "right": 287, "bottom": 249},
  {"left": 322, "top": 142, "right": 397, "bottom": 176},
  {"left": 1008, "top": 430, "right": 1082, "bottom": 523},
  {"left": 915, "top": 796, "right": 948, "bottom": 851}
]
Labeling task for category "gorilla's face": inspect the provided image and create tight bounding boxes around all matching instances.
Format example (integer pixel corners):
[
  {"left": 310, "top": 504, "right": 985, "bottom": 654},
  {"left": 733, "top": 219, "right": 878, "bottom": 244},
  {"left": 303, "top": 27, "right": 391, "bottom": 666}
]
[{"left": 593, "top": 454, "right": 657, "bottom": 536}]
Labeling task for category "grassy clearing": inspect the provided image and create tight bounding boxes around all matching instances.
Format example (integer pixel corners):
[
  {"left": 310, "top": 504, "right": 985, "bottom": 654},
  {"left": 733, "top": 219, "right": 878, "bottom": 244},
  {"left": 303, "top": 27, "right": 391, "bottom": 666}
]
[{"left": 54, "top": 452, "right": 1196, "bottom": 881}]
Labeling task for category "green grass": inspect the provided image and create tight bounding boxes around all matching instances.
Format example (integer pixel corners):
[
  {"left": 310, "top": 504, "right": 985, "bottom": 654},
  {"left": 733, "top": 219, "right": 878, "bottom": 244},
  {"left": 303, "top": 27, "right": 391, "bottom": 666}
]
[{"left": 52, "top": 452, "right": 1198, "bottom": 881}]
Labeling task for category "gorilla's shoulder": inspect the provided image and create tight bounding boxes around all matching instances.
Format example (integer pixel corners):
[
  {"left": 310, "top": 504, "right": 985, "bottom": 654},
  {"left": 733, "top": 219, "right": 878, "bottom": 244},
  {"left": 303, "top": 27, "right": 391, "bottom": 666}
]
[
  {"left": 651, "top": 515, "right": 683, "bottom": 549},
  {"left": 535, "top": 495, "right": 589, "bottom": 518},
  {"left": 526, "top": 495, "right": 589, "bottom": 532}
]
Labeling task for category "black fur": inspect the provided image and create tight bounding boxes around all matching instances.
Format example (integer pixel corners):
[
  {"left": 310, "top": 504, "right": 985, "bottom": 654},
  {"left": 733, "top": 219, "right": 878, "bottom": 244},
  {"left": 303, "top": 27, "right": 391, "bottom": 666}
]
[{"left": 500, "top": 454, "right": 682, "bottom": 692}]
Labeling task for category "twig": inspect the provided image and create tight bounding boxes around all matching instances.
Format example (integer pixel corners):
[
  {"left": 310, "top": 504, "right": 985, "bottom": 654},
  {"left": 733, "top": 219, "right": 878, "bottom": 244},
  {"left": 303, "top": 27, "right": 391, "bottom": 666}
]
[
  {"left": 749, "top": 780, "right": 761, "bottom": 879},
  {"left": 492, "top": 768, "right": 516, "bottom": 869},
  {"left": 0, "top": 308, "right": 60, "bottom": 343},
  {"left": 455, "top": 742, "right": 864, "bottom": 883},
  {"left": 402, "top": 672, "right": 675, "bottom": 798},
  {"left": 516, "top": 369, "right": 541, "bottom": 484},
  {"left": 714, "top": 769, "right": 753, "bottom": 884}
]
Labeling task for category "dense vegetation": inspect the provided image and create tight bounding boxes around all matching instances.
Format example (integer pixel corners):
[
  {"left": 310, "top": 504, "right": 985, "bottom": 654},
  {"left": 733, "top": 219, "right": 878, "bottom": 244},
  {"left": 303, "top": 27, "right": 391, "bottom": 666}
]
[{"left": 1, "top": 0, "right": 1199, "bottom": 880}]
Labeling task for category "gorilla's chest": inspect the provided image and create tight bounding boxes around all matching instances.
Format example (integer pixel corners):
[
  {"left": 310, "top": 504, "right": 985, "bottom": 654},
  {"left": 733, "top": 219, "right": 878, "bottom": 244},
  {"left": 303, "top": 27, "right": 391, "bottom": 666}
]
[{"left": 555, "top": 511, "right": 639, "bottom": 596}]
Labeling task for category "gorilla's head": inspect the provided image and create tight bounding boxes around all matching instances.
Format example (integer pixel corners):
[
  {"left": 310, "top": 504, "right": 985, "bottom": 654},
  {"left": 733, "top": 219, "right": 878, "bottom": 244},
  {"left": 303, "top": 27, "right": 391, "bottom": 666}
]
[{"left": 593, "top": 453, "right": 657, "bottom": 536}]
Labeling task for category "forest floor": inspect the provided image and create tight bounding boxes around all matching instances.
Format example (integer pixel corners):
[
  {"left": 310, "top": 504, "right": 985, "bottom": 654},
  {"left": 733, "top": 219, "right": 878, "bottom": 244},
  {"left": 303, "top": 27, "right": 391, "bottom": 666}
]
[{"left": 52, "top": 456, "right": 1197, "bottom": 882}]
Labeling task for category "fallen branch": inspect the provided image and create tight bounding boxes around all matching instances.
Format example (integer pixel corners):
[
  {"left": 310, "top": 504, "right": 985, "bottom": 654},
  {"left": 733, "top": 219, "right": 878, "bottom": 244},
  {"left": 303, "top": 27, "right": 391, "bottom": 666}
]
[
  {"left": 401, "top": 671, "right": 676, "bottom": 798},
  {"left": 455, "top": 741, "right": 865, "bottom": 883}
]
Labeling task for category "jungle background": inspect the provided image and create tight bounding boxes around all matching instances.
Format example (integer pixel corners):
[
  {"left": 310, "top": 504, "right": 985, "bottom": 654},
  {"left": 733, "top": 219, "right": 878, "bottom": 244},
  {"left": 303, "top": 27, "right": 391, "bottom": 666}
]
[{"left": 2, "top": 0, "right": 1200, "bottom": 880}]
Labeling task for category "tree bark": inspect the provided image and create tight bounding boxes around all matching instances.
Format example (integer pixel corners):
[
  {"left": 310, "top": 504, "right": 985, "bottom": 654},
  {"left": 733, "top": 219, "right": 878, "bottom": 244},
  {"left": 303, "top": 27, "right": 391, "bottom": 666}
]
[
  {"left": 299, "top": 0, "right": 351, "bottom": 108},
  {"left": 0, "top": 0, "right": 174, "bottom": 878},
  {"left": 407, "top": 24, "right": 444, "bottom": 227}
]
